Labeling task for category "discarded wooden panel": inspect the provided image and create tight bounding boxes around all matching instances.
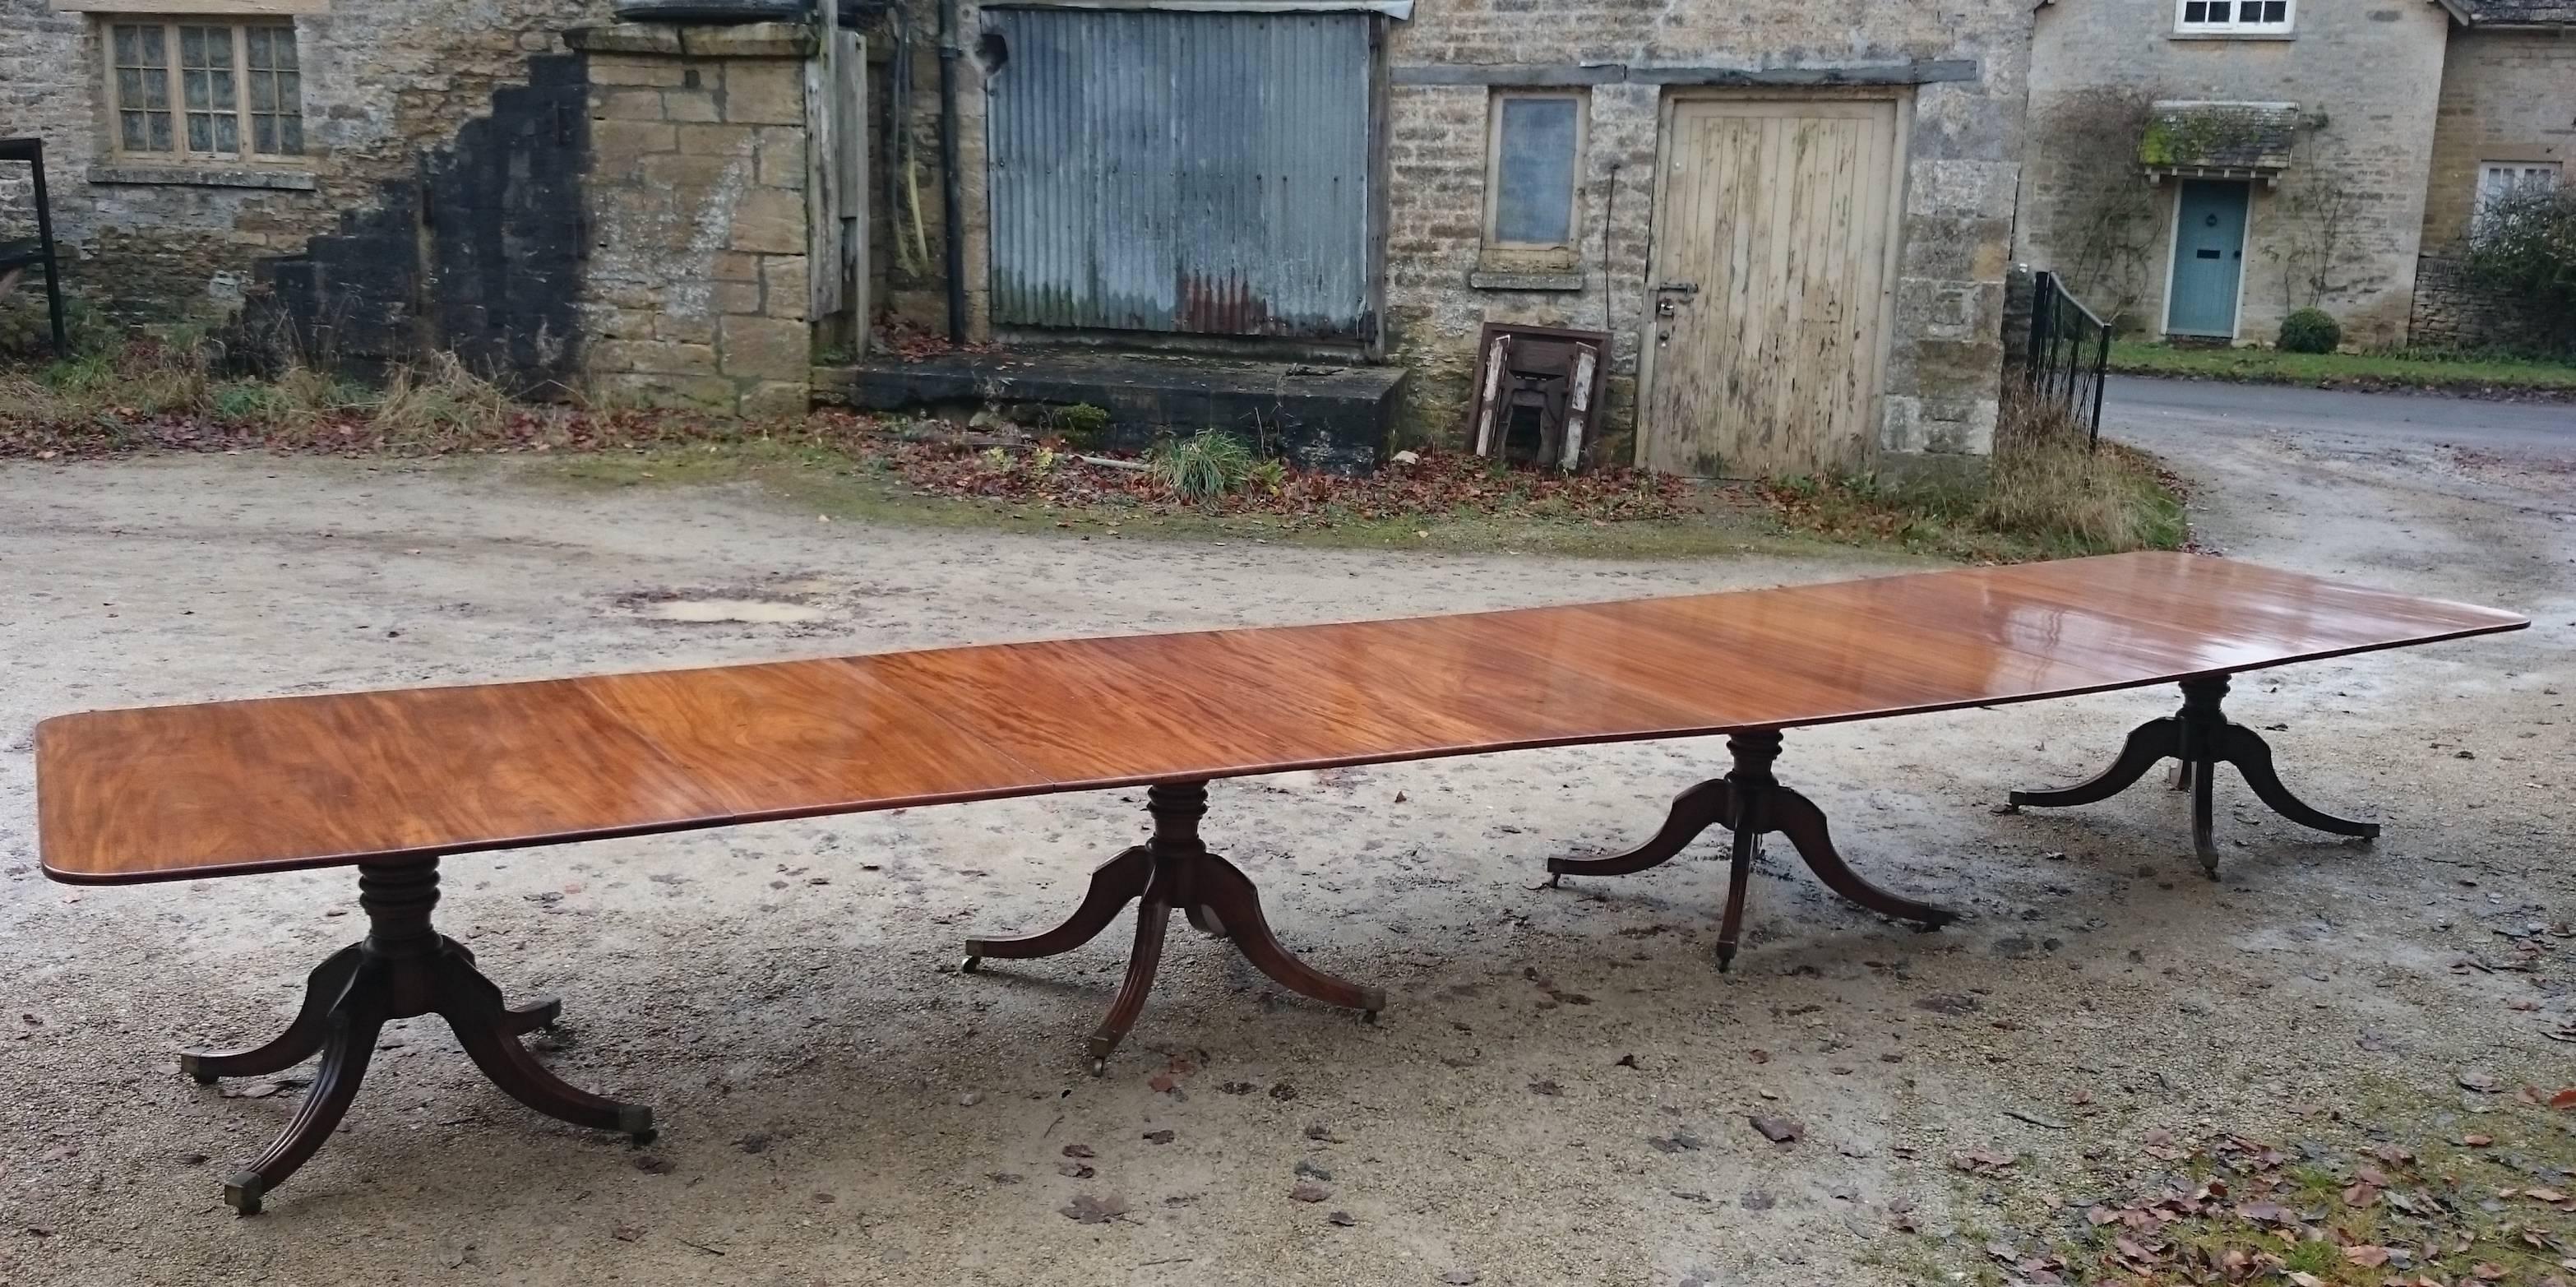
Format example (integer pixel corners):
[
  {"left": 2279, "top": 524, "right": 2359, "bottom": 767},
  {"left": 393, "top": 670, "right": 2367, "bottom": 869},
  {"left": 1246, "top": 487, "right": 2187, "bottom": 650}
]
[{"left": 1468, "top": 321, "right": 1612, "bottom": 471}]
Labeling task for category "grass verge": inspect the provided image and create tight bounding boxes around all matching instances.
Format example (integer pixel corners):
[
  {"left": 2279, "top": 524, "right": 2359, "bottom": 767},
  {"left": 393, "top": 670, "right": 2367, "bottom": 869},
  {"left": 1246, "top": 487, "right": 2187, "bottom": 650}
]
[
  {"left": 2109, "top": 340, "right": 2576, "bottom": 397},
  {"left": 536, "top": 441, "right": 1844, "bottom": 560},
  {"left": 7, "top": 341, "right": 2180, "bottom": 563}
]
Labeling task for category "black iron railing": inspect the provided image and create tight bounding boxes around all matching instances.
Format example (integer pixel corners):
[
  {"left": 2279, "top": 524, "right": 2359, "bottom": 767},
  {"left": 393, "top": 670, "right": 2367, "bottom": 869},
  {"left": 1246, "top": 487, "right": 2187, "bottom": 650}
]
[
  {"left": 0, "top": 137, "right": 68, "bottom": 354},
  {"left": 2027, "top": 270, "right": 2112, "bottom": 449}
]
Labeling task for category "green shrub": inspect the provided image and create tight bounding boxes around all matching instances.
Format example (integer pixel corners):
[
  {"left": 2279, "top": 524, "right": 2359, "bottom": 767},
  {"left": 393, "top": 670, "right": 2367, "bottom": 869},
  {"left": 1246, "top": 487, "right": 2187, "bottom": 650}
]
[
  {"left": 2278, "top": 308, "right": 2341, "bottom": 354},
  {"left": 1147, "top": 428, "right": 1256, "bottom": 502},
  {"left": 2467, "top": 182, "right": 2576, "bottom": 354}
]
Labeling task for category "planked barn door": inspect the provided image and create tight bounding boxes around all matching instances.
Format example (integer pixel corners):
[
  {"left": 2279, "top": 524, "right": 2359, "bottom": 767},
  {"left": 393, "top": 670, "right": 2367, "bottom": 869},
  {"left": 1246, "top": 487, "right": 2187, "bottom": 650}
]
[{"left": 1639, "top": 99, "right": 1902, "bottom": 479}]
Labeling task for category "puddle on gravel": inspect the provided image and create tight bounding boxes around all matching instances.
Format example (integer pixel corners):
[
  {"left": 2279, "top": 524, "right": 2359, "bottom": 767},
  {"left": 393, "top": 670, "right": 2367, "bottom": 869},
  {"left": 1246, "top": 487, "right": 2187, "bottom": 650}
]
[
  {"left": 638, "top": 598, "right": 826, "bottom": 623},
  {"left": 613, "top": 586, "right": 831, "bottom": 624}
]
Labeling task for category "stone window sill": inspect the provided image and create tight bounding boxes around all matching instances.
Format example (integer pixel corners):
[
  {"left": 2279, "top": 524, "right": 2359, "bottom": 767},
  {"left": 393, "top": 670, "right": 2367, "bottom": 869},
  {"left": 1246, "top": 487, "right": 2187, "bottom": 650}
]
[
  {"left": 50, "top": 0, "right": 326, "bottom": 12},
  {"left": 2167, "top": 31, "right": 2296, "bottom": 40},
  {"left": 90, "top": 164, "right": 317, "bottom": 191},
  {"left": 1469, "top": 269, "right": 1584, "bottom": 292}
]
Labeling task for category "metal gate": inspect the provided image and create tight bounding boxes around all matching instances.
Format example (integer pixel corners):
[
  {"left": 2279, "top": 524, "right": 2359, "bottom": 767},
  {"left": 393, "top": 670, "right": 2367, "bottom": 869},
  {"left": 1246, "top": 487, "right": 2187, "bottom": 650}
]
[{"left": 982, "top": 8, "right": 1373, "bottom": 340}]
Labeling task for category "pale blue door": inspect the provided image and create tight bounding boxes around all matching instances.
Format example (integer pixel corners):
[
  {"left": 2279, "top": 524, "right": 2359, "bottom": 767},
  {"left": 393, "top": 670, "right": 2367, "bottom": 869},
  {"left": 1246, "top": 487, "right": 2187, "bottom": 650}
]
[{"left": 2168, "top": 180, "right": 2250, "bottom": 338}]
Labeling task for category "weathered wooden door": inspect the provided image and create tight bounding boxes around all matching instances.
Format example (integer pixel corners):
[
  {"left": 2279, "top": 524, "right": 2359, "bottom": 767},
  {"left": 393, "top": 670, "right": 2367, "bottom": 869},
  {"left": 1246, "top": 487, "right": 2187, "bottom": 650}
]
[{"left": 1640, "top": 100, "right": 1902, "bottom": 479}]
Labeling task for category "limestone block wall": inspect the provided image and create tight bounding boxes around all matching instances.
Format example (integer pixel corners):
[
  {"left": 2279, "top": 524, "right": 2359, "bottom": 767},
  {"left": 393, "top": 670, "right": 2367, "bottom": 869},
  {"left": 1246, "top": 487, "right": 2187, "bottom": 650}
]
[
  {"left": 0, "top": 0, "right": 608, "bottom": 326},
  {"left": 2421, "top": 28, "right": 2574, "bottom": 252},
  {"left": 1380, "top": 0, "right": 2033, "bottom": 464},
  {"left": 2019, "top": 0, "right": 2453, "bottom": 348},
  {"left": 568, "top": 23, "right": 814, "bottom": 414}
]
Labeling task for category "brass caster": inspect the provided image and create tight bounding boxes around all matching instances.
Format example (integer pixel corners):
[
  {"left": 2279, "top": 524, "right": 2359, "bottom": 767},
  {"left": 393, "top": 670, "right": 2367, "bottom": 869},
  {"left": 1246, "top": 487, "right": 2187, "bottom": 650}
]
[
  {"left": 1088, "top": 1058, "right": 1107, "bottom": 1077},
  {"left": 959, "top": 954, "right": 982, "bottom": 974},
  {"left": 1361, "top": 1010, "right": 1380, "bottom": 1026}
]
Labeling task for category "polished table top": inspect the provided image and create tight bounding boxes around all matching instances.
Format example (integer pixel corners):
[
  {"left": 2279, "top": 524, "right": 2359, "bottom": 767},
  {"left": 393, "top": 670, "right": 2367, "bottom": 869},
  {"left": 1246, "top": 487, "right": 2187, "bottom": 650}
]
[{"left": 37, "top": 552, "right": 2527, "bottom": 885}]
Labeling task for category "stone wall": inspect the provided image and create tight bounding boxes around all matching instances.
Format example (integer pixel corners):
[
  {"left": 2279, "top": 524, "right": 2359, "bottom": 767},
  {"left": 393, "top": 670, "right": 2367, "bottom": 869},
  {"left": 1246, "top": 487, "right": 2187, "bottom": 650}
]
[
  {"left": 2420, "top": 27, "right": 2574, "bottom": 249},
  {"left": 569, "top": 23, "right": 814, "bottom": 414},
  {"left": 245, "top": 55, "right": 590, "bottom": 390},
  {"left": 0, "top": 0, "right": 608, "bottom": 327},
  {"left": 1380, "top": 4, "right": 2033, "bottom": 465},
  {"left": 2408, "top": 252, "right": 2563, "bottom": 353},
  {"left": 2019, "top": 0, "right": 2453, "bottom": 349}
]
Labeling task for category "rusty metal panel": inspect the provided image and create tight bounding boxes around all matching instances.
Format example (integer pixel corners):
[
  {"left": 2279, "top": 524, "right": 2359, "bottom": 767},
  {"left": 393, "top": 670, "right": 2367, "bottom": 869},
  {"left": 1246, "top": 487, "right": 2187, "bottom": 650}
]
[{"left": 983, "top": 7, "right": 1372, "bottom": 340}]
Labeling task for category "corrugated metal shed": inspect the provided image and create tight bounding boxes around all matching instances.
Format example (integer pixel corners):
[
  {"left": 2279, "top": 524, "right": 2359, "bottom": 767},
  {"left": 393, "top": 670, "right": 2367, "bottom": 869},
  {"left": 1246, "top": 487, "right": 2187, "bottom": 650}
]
[{"left": 983, "top": 8, "right": 1374, "bottom": 340}]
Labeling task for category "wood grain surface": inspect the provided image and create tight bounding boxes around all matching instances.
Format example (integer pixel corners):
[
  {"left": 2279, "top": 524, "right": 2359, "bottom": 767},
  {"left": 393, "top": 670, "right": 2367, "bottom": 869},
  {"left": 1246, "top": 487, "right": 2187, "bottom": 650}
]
[{"left": 37, "top": 553, "right": 2527, "bottom": 884}]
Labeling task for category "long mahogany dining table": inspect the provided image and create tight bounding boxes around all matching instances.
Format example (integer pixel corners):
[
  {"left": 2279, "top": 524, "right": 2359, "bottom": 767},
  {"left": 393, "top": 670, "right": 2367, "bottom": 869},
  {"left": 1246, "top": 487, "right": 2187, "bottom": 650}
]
[{"left": 35, "top": 551, "right": 2527, "bottom": 1212}]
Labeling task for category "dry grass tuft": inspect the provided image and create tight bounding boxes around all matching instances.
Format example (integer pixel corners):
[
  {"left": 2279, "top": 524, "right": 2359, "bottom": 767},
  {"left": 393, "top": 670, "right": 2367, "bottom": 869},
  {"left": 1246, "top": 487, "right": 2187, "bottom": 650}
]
[{"left": 1762, "top": 390, "right": 2187, "bottom": 562}]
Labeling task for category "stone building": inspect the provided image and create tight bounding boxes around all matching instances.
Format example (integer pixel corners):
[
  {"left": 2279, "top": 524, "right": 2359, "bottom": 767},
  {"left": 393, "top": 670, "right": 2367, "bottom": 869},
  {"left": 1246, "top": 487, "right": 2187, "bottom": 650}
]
[
  {"left": 2016, "top": 0, "right": 2572, "bottom": 350},
  {"left": 0, "top": 0, "right": 851, "bottom": 412},
  {"left": 862, "top": 0, "right": 2037, "bottom": 476},
  {"left": 3, "top": 0, "right": 2037, "bottom": 474}
]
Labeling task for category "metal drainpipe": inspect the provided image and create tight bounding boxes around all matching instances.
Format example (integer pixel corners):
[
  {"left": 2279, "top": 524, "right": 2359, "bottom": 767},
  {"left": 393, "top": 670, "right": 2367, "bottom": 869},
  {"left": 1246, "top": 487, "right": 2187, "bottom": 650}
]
[{"left": 936, "top": 0, "right": 967, "bottom": 343}]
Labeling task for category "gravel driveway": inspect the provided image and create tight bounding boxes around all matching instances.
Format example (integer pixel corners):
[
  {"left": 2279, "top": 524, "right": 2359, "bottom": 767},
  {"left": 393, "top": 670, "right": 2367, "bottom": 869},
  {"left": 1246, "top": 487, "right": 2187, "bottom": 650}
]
[{"left": 0, "top": 425, "right": 2565, "bottom": 1286}]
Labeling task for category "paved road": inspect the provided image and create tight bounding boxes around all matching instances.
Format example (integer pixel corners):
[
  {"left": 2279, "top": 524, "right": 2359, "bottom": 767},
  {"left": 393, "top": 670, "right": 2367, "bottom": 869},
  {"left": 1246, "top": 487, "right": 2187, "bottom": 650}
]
[{"left": 2107, "top": 374, "right": 2575, "bottom": 457}]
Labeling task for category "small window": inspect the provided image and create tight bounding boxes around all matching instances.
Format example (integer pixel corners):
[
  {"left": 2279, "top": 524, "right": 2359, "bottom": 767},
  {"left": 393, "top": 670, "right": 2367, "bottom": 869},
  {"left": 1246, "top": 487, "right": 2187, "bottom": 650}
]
[
  {"left": 104, "top": 18, "right": 303, "bottom": 164},
  {"left": 2476, "top": 160, "right": 2560, "bottom": 219},
  {"left": 2175, "top": 0, "right": 2294, "bottom": 35},
  {"left": 1485, "top": 91, "right": 1585, "bottom": 252}
]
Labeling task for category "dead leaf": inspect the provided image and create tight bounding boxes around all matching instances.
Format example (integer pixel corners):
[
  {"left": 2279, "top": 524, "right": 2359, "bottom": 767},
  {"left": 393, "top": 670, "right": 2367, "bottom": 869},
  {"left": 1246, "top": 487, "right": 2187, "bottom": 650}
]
[
  {"left": 2551, "top": 1087, "right": 2576, "bottom": 1110},
  {"left": 1289, "top": 1181, "right": 1331, "bottom": 1203},
  {"left": 1059, "top": 1193, "right": 1127, "bottom": 1224},
  {"left": 1749, "top": 1115, "right": 1804, "bottom": 1145},
  {"left": 2344, "top": 1245, "right": 2392, "bottom": 1267}
]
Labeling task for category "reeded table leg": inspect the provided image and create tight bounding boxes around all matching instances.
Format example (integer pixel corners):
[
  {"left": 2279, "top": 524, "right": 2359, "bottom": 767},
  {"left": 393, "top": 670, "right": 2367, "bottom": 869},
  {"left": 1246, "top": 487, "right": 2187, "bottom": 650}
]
[
  {"left": 192, "top": 859, "right": 652, "bottom": 1215},
  {"left": 2009, "top": 674, "right": 2379, "bottom": 876},
  {"left": 1548, "top": 729, "right": 1956, "bottom": 969},
  {"left": 960, "top": 782, "right": 1384, "bottom": 1074}
]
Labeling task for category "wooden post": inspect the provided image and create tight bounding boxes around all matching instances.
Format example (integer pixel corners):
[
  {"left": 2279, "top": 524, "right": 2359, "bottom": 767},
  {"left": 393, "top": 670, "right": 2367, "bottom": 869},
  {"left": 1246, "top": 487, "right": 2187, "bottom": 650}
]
[{"left": 806, "top": 2, "right": 843, "bottom": 326}]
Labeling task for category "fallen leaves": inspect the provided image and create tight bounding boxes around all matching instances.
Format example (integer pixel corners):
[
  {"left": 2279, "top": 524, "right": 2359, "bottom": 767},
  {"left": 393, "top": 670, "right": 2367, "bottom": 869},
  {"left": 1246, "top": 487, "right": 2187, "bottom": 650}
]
[
  {"left": 1951, "top": 1148, "right": 2017, "bottom": 1175},
  {"left": 1057, "top": 1193, "right": 1127, "bottom": 1225},
  {"left": 1747, "top": 1115, "right": 1804, "bottom": 1146}
]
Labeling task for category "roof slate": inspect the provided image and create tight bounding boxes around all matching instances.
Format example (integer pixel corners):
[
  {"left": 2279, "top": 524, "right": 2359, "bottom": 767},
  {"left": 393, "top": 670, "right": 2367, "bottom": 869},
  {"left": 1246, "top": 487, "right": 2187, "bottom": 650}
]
[
  {"left": 2139, "top": 101, "right": 2301, "bottom": 171},
  {"left": 2457, "top": 1, "right": 2576, "bottom": 24}
]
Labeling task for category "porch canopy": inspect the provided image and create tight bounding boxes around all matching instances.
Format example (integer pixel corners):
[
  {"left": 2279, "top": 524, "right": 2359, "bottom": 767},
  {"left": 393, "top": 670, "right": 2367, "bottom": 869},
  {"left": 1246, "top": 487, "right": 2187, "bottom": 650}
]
[{"left": 2139, "top": 100, "right": 2300, "bottom": 186}]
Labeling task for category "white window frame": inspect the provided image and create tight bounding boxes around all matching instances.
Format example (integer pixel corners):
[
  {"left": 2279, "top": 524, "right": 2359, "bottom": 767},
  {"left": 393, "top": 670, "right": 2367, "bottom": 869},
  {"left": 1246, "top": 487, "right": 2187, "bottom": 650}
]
[
  {"left": 2475, "top": 160, "right": 2560, "bottom": 219},
  {"left": 99, "top": 16, "right": 308, "bottom": 166},
  {"left": 2173, "top": 0, "right": 2295, "bottom": 35},
  {"left": 1482, "top": 90, "right": 1589, "bottom": 255}
]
